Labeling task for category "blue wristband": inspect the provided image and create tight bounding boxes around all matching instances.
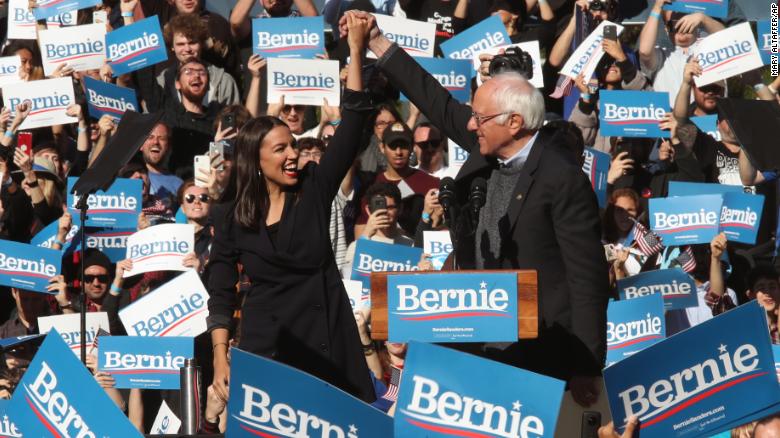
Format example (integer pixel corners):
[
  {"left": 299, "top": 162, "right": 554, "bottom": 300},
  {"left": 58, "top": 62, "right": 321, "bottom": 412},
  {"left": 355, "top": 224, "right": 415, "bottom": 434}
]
[
  {"left": 421, "top": 212, "right": 431, "bottom": 221},
  {"left": 329, "top": 119, "right": 341, "bottom": 126},
  {"left": 649, "top": 10, "right": 661, "bottom": 20},
  {"left": 110, "top": 284, "right": 123, "bottom": 294},
  {"left": 77, "top": 126, "right": 87, "bottom": 134},
  {"left": 581, "top": 93, "right": 592, "bottom": 101},
  {"left": 4, "top": 130, "right": 13, "bottom": 138},
  {"left": 121, "top": 11, "right": 133, "bottom": 17}
]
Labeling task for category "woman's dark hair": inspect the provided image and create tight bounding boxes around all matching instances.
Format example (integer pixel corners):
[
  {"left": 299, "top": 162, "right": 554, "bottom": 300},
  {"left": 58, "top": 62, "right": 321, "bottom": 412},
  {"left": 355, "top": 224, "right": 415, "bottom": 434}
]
[
  {"left": 229, "top": 116, "right": 288, "bottom": 230},
  {"left": 363, "top": 182, "right": 402, "bottom": 208},
  {"left": 119, "top": 160, "right": 147, "bottom": 178},
  {"left": 602, "top": 188, "right": 641, "bottom": 243},
  {"left": 296, "top": 137, "right": 325, "bottom": 152},
  {"left": 213, "top": 105, "right": 252, "bottom": 132},
  {"left": 748, "top": 264, "right": 780, "bottom": 292}
]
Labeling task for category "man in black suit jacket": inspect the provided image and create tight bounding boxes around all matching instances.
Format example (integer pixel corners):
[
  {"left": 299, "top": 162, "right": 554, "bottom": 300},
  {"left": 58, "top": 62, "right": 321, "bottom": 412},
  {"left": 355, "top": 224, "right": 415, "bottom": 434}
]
[{"left": 341, "top": 13, "right": 610, "bottom": 411}]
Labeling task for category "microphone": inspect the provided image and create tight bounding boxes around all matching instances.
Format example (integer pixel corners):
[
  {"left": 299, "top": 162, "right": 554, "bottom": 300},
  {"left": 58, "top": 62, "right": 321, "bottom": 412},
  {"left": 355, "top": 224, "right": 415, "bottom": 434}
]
[
  {"left": 469, "top": 177, "right": 486, "bottom": 217},
  {"left": 438, "top": 177, "right": 456, "bottom": 211}
]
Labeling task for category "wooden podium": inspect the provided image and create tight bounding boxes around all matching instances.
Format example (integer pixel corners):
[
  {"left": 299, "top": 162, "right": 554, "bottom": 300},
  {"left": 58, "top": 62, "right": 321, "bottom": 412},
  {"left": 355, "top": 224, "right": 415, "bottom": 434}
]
[{"left": 369, "top": 270, "right": 539, "bottom": 340}]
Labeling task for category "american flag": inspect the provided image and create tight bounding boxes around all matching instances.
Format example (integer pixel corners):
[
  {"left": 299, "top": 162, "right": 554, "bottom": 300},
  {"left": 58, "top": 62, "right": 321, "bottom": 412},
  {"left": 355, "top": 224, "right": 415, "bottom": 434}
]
[
  {"left": 676, "top": 246, "right": 697, "bottom": 273},
  {"left": 632, "top": 221, "right": 665, "bottom": 256},
  {"left": 550, "top": 75, "right": 575, "bottom": 99},
  {"left": 381, "top": 365, "right": 402, "bottom": 402},
  {"left": 89, "top": 328, "right": 111, "bottom": 356}
]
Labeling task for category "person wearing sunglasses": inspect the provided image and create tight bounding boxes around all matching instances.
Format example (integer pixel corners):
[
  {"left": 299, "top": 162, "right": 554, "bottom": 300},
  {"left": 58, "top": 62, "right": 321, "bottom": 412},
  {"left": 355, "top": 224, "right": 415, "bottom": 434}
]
[
  {"left": 61, "top": 249, "right": 114, "bottom": 316},
  {"left": 413, "top": 122, "right": 448, "bottom": 178},
  {"left": 178, "top": 181, "right": 214, "bottom": 272}
]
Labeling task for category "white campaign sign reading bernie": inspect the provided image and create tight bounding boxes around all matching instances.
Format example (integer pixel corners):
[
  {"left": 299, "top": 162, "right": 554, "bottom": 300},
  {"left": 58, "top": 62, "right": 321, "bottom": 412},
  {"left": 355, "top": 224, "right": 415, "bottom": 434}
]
[
  {"left": 38, "top": 23, "right": 106, "bottom": 76},
  {"left": 694, "top": 22, "right": 763, "bottom": 87},
  {"left": 38, "top": 312, "right": 109, "bottom": 358},
  {"left": 2, "top": 77, "right": 77, "bottom": 129},
  {"left": 119, "top": 270, "right": 209, "bottom": 337},
  {"left": 266, "top": 58, "right": 340, "bottom": 106},
  {"left": 560, "top": 20, "right": 624, "bottom": 81},
  {"left": 369, "top": 13, "right": 436, "bottom": 59},
  {"left": 124, "top": 223, "right": 194, "bottom": 277}
]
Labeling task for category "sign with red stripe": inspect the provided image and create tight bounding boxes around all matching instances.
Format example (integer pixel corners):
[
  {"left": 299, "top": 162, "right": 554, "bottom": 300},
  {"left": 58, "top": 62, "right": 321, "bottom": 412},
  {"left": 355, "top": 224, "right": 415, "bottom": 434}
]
[
  {"left": 607, "top": 294, "right": 666, "bottom": 366},
  {"left": 98, "top": 336, "right": 192, "bottom": 389}
]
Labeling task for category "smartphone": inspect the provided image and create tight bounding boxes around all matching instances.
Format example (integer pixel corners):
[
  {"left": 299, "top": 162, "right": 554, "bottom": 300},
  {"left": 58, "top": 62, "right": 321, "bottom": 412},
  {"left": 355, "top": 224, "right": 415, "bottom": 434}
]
[
  {"left": 194, "top": 155, "right": 210, "bottom": 188},
  {"left": 614, "top": 142, "right": 634, "bottom": 176},
  {"left": 603, "top": 25, "right": 618, "bottom": 41},
  {"left": 209, "top": 141, "right": 224, "bottom": 171},
  {"left": 92, "top": 10, "right": 107, "bottom": 24},
  {"left": 369, "top": 194, "right": 387, "bottom": 213},
  {"left": 581, "top": 411, "right": 602, "bottom": 438},
  {"left": 17, "top": 131, "right": 32, "bottom": 158},
  {"left": 221, "top": 113, "right": 235, "bottom": 131}
]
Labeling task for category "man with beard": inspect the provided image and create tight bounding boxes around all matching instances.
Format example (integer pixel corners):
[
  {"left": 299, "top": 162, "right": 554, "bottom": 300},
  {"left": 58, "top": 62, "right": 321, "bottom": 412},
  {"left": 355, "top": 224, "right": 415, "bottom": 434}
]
[
  {"left": 139, "top": 58, "right": 222, "bottom": 179},
  {"left": 413, "top": 122, "right": 448, "bottom": 178},
  {"left": 140, "top": 123, "right": 182, "bottom": 213}
]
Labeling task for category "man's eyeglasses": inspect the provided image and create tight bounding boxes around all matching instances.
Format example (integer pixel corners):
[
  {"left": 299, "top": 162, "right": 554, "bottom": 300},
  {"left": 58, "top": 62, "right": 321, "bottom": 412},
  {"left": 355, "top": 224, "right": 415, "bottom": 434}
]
[
  {"left": 416, "top": 140, "right": 442, "bottom": 149},
  {"left": 84, "top": 274, "right": 110, "bottom": 284},
  {"left": 471, "top": 111, "right": 509, "bottom": 127},
  {"left": 182, "top": 67, "right": 207, "bottom": 77},
  {"left": 185, "top": 193, "right": 210, "bottom": 204},
  {"left": 282, "top": 105, "right": 305, "bottom": 114},
  {"left": 300, "top": 151, "right": 323, "bottom": 159}
]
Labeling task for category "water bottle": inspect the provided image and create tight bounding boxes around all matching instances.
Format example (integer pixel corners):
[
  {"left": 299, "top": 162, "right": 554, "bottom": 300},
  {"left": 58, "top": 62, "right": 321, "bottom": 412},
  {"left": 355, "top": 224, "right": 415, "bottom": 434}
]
[{"left": 180, "top": 358, "right": 201, "bottom": 435}]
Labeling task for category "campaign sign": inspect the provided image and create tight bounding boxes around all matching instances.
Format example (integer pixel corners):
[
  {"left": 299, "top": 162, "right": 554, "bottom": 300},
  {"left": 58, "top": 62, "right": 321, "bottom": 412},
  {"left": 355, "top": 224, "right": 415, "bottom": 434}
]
[
  {"left": 123, "top": 223, "right": 194, "bottom": 277},
  {"left": 0, "top": 56, "right": 22, "bottom": 87},
  {"left": 604, "top": 301, "right": 780, "bottom": 438},
  {"left": 691, "top": 114, "right": 721, "bottom": 141},
  {"left": 267, "top": 58, "right": 340, "bottom": 107},
  {"left": 7, "top": 331, "right": 141, "bottom": 438},
  {"left": 663, "top": 0, "right": 728, "bottom": 18},
  {"left": 7, "top": 0, "right": 77, "bottom": 40},
  {"left": 343, "top": 278, "right": 368, "bottom": 311},
  {"left": 401, "top": 57, "right": 472, "bottom": 103},
  {"left": 67, "top": 177, "right": 142, "bottom": 229},
  {"left": 441, "top": 15, "right": 509, "bottom": 61},
  {"left": 350, "top": 239, "right": 423, "bottom": 298},
  {"left": 83, "top": 228, "right": 133, "bottom": 262},
  {"left": 472, "top": 40, "right": 544, "bottom": 89},
  {"left": 667, "top": 181, "right": 742, "bottom": 197},
  {"left": 618, "top": 268, "right": 698, "bottom": 310},
  {"left": 84, "top": 77, "right": 139, "bottom": 120},
  {"left": 106, "top": 16, "right": 168, "bottom": 76},
  {"left": 371, "top": 14, "right": 436, "bottom": 58},
  {"left": 583, "top": 147, "right": 610, "bottom": 208},
  {"left": 227, "top": 347, "right": 393, "bottom": 438},
  {"left": 2, "top": 77, "right": 77, "bottom": 130},
  {"left": 423, "top": 230, "right": 452, "bottom": 270},
  {"left": 607, "top": 294, "right": 666, "bottom": 366},
  {"left": 720, "top": 192, "right": 764, "bottom": 244},
  {"left": 650, "top": 194, "right": 722, "bottom": 245},
  {"left": 388, "top": 273, "right": 518, "bottom": 343},
  {"left": 396, "top": 341, "right": 564, "bottom": 437},
  {"left": 33, "top": 0, "right": 101, "bottom": 20},
  {"left": 695, "top": 22, "right": 763, "bottom": 87},
  {"left": 0, "top": 399, "right": 22, "bottom": 438},
  {"left": 119, "top": 270, "right": 209, "bottom": 337},
  {"left": 758, "top": 20, "right": 775, "bottom": 65},
  {"left": 0, "top": 240, "right": 61, "bottom": 294},
  {"left": 31, "top": 219, "right": 79, "bottom": 252},
  {"left": 38, "top": 23, "right": 106, "bottom": 76},
  {"left": 447, "top": 139, "right": 469, "bottom": 177},
  {"left": 252, "top": 16, "right": 324, "bottom": 59},
  {"left": 150, "top": 401, "right": 181, "bottom": 435},
  {"left": 560, "top": 21, "right": 624, "bottom": 81},
  {"left": 99, "top": 336, "right": 192, "bottom": 389},
  {"left": 38, "top": 312, "right": 109, "bottom": 358},
  {"left": 599, "top": 90, "right": 671, "bottom": 138}
]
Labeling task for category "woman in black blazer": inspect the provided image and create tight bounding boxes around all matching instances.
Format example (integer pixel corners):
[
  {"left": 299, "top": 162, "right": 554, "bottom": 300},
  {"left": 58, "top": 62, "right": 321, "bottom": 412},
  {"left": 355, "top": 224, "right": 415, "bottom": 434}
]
[{"left": 207, "top": 13, "right": 376, "bottom": 403}]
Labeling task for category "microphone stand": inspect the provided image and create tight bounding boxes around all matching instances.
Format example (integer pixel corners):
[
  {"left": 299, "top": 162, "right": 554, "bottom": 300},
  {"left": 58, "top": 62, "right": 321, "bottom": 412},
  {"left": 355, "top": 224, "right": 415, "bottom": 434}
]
[{"left": 75, "top": 194, "right": 90, "bottom": 365}]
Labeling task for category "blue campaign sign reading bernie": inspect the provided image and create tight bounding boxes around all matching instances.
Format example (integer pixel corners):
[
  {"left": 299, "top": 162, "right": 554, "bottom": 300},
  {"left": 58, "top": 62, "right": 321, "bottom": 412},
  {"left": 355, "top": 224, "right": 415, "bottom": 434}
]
[
  {"left": 720, "top": 192, "right": 764, "bottom": 245},
  {"left": 99, "top": 336, "right": 192, "bottom": 390},
  {"left": 0, "top": 240, "right": 61, "bottom": 294},
  {"left": 691, "top": 114, "right": 721, "bottom": 141},
  {"left": 604, "top": 301, "right": 780, "bottom": 438},
  {"left": 106, "top": 16, "right": 167, "bottom": 76},
  {"left": 82, "top": 228, "right": 133, "bottom": 262},
  {"left": 350, "top": 239, "right": 422, "bottom": 294},
  {"left": 67, "top": 177, "right": 142, "bottom": 229},
  {"left": 758, "top": 20, "right": 774, "bottom": 65},
  {"left": 599, "top": 90, "right": 671, "bottom": 138},
  {"left": 387, "top": 272, "right": 518, "bottom": 343},
  {"left": 667, "top": 181, "right": 742, "bottom": 197},
  {"left": 84, "top": 76, "right": 138, "bottom": 120},
  {"left": 31, "top": 217, "right": 79, "bottom": 253},
  {"left": 226, "top": 347, "right": 393, "bottom": 437},
  {"left": 650, "top": 194, "right": 722, "bottom": 245},
  {"left": 617, "top": 268, "right": 698, "bottom": 310},
  {"left": 396, "top": 341, "right": 565, "bottom": 438},
  {"left": 440, "top": 15, "right": 509, "bottom": 61},
  {"left": 33, "top": 0, "right": 100, "bottom": 20},
  {"left": 607, "top": 294, "right": 666, "bottom": 366},
  {"left": 583, "top": 147, "right": 610, "bottom": 208},
  {"left": 7, "top": 330, "right": 141, "bottom": 437},
  {"left": 0, "top": 399, "right": 22, "bottom": 438},
  {"left": 402, "top": 57, "right": 473, "bottom": 103},
  {"left": 252, "top": 16, "right": 324, "bottom": 59},
  {"left": 664, "top": 0, "right": 728, "bottom": 19}
]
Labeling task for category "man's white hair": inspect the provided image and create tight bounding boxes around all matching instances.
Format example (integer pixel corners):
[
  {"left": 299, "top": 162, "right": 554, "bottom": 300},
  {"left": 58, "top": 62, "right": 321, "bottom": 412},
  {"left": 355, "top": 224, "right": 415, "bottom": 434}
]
[{"left": 490, "top": 72, "right": 545, "bottom": 131}]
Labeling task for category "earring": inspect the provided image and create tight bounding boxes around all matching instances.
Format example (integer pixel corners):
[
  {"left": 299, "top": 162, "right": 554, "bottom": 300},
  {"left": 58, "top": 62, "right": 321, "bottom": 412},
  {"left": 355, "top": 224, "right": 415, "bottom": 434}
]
[{"left": 258, "top": 170, "right": 262, "bottom": 176}]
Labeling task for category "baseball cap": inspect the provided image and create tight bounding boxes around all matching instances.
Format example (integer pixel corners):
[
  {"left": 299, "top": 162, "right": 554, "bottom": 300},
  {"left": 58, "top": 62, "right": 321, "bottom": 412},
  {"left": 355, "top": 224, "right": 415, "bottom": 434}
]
[{"left": 381, "top": 122, "right": 413, "bottom": 148}]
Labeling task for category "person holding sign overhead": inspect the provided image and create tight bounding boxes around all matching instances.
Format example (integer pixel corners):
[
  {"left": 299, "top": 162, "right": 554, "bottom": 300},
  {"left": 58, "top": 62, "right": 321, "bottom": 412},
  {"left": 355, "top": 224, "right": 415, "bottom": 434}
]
[{"left": 207, "top": 11, "right": 376, "bottom": 404}]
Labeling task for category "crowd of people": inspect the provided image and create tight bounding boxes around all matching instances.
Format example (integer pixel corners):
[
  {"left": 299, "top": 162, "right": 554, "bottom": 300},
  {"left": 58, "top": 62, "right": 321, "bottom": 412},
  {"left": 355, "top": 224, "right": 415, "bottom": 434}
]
[{"left": 0, "top": 0, "right": 778, "bottom": 436}]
